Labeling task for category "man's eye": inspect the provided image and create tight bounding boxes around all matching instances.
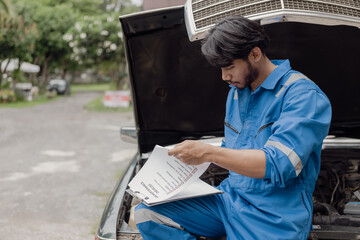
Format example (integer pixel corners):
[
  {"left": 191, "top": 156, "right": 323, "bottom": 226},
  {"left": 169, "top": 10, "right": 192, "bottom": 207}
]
[{"left": 221, "top": 65, "right": 234, "bottom": 71}]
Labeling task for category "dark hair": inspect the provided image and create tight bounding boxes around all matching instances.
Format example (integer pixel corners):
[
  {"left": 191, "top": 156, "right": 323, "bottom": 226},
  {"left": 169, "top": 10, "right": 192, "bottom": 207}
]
[{"left": 201, "top": 16, "right": 270, "bottom": 67}]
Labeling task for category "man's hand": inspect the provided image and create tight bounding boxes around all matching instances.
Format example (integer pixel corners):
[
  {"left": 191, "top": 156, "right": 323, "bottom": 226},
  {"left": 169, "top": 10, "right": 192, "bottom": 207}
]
[
  {"left": 168, "top": 140, "right": 213, "bottom": 165},
  {"left": 168, "top": 140, "right": 266, "bottom": 178}
]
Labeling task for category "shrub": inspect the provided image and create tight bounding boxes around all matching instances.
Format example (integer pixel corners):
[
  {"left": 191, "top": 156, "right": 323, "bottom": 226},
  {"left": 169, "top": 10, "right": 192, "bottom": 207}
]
[{"left": 0, "top": 89, "right": 16, "bottom": 103}]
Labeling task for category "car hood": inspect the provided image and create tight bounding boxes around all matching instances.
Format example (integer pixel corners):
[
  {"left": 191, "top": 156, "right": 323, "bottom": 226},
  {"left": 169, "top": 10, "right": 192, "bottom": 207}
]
[{"left": 119, "top": 6, "right": 360, "bottom": 153}]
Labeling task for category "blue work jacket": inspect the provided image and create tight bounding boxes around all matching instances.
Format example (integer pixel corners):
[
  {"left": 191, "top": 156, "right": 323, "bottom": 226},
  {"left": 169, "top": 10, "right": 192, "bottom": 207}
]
[{"left": 220, "top": 59, "right": 332, "bottom": 239}]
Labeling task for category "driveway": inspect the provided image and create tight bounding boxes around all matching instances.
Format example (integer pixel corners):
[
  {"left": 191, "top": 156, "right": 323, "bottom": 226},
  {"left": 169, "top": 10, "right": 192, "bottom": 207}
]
[{"left": 0, "top": 91, "right": 136, "bottom": 240}]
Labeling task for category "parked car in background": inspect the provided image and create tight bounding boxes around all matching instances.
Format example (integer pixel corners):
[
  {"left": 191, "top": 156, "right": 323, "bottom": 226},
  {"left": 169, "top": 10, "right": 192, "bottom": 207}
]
[
  {"left": 96, "top": 0, "right": 360, "bottom": 239},
  {"left": 46, "top": 79, "right": 70, "bottom": 95}
]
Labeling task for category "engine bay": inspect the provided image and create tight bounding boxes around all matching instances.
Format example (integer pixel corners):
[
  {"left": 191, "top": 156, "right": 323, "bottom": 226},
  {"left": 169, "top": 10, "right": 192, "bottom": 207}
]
[{"left": 312, "top": 148, "right": 360, "bottom": 227}]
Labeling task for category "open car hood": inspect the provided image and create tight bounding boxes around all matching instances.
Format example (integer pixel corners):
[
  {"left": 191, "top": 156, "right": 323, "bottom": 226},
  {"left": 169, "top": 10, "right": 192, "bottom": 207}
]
[{"left": 120, "top": 6, "right": 360, "bottom": 153}]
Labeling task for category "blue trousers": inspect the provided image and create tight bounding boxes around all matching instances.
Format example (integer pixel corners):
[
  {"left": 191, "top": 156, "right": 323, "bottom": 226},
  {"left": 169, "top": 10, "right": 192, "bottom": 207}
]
[
  {"left": 136, "top": 194, "right": 226, "bottom": 240},
  {"left": 135, "top": 178, "right": 312, "bottom": 240}
]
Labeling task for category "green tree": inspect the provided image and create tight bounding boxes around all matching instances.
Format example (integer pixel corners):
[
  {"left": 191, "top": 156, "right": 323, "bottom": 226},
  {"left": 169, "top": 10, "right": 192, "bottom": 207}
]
[
  {"left": 1, "top": 0, "right": 141, "bottom": 91},
  {"left": 64, "top": 0, "right": 141, "bottom": 88},
  {"left": 30, "top": 0, "right": 104, "bottom": 16},
  {"left": 0, "top": 1, "right": 38, "bottom": 89},
  {"left": 66, "top": 12, "right": 127, "bottom": 88},
  {"left": 18, "top": 1, "right": 78, "bottom": 88}
]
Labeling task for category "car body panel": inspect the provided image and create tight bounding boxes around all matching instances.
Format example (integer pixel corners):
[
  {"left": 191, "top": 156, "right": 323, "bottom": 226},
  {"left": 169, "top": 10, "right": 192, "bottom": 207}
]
[
  {"left": 96, "top": 156, "right": 138, "bottom": 240},
  {"left": 119, "top": 6, "right": 229, "bottom": 154}
]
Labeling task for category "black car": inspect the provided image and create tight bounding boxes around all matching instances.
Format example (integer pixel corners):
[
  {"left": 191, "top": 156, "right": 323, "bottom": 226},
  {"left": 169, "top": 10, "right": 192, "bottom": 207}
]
[{"left": 95, "top": 1, "right": 360, "bottom": 239}]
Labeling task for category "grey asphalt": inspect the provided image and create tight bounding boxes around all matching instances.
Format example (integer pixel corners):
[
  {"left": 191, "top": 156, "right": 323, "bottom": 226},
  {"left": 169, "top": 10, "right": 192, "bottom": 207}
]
[{"left": 0, "top": 91, "right": 136, "bottom": 240}]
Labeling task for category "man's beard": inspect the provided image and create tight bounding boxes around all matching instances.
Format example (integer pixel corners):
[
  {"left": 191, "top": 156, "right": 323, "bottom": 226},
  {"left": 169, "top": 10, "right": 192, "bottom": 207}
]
[{"left": 245, "top": 60, "right": 259, "bottom": 87}]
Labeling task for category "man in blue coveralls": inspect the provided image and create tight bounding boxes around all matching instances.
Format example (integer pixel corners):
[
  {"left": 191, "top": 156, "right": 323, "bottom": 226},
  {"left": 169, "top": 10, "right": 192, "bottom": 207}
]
[{"left": 135, "top": 16, "right": 332, "bottom": 240}]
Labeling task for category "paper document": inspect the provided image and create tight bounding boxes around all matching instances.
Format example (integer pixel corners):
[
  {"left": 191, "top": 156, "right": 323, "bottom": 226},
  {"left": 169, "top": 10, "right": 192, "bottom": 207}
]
[{"left": 127, "top": 145, "right": 223, "bottom": 206}]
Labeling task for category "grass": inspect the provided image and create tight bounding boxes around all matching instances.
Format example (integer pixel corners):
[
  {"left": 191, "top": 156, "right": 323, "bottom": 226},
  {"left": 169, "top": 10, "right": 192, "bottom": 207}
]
[
  {"left": 0, "top": 84, "right": 133, "bottom": 112},
  {"left": 71, "top": 83, "right": 112, "bottom": 94},
  {"left": 74, "top": 83, "right": 133, "bottom": 113},
  {"left": 0, "top": 94, "right": 61, "bottom": 108},
  {"left": 85, "top": 95, "right": 133, "bottom": 113}
]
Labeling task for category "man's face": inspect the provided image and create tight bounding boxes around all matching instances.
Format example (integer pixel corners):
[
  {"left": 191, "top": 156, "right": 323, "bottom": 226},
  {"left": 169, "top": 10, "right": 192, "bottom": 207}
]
[{"left": 221, "top": 58, "right": 258, "bottom": 90}]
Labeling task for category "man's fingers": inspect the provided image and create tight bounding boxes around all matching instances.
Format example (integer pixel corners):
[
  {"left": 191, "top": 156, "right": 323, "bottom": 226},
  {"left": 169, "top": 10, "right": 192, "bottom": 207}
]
[
  {"left": 168, "top": 142, "right": 185, "bottom": 155},
  {"left": 168, "top": 149, "right": 176, "bottom": 156},
  {"left": 177, "top": 140, "right": 192, "bottom": 147},
  {"left": 168, "top": 140, "right": 194, "bottom": 158},
  {"left": 168, "top": 146, "right": 182, "bottom": 156}
]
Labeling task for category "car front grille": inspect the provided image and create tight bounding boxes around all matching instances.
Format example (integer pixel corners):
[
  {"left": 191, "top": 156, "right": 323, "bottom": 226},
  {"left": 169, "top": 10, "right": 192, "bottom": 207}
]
[
  {"left": 284, "top": 0, "right": 360, "bottom": 17},
  {"left": 194, "top": 0, "right": 282, "bottom": 29},
  {"left": 190, "top": 0, "right": 360, "bottom": 30}
]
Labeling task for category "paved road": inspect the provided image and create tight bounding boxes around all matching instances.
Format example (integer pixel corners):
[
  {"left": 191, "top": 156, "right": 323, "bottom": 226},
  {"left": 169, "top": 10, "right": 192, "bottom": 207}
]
[{"left": 0, "top": 92, "right": 136, "bottom": 240}]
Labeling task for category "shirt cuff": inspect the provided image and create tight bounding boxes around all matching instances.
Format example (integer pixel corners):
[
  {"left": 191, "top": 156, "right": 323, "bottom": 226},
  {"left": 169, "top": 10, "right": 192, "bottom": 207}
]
[{"left": 263, "top": 149, "right": 272, "bottom": 180}]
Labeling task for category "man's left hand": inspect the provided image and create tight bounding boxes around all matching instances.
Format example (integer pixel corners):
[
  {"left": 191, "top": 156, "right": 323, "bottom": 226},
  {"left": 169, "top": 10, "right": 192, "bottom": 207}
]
[{"left": 168, "top": 140, "right": 212, "bottom": 165}]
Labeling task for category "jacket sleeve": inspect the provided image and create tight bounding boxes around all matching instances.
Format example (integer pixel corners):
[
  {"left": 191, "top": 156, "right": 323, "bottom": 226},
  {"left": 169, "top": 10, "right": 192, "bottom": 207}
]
[{"left": 262, "top": 84, "right": 332, "bottom": 187}]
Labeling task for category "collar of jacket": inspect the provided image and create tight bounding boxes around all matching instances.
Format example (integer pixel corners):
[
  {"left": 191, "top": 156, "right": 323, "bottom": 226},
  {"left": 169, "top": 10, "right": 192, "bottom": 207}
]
[{"left": 258, "top": 59, "right": 292, "bottom": 90}]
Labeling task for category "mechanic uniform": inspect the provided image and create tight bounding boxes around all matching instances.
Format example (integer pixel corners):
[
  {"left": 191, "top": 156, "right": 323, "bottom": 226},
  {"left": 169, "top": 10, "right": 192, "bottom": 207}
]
[{"left": 135, "top": 60, "right": 332, "bottom": 240}]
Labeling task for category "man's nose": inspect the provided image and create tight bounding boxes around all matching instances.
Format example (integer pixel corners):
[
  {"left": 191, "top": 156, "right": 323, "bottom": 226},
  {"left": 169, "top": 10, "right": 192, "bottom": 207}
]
[{"left": 222, "top": 69, "right": 230, "bottom": 81}]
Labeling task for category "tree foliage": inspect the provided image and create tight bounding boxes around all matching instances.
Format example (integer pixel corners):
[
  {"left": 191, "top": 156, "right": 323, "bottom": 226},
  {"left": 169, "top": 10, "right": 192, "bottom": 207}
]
[
  {"left": 0, "top": 1, "right": 38, "bottom": 88},
  {"left": 0, "top": 0, "right": 142, "bottom": 91},
  {"left": 0, "top": 0, "right": 8, "bottom": 13},
  {"left": 65, "top": 12, "right": 128, "bottom": 87},
  {"left": 31, "top": 3, "right": 78, "bottom": 86}
]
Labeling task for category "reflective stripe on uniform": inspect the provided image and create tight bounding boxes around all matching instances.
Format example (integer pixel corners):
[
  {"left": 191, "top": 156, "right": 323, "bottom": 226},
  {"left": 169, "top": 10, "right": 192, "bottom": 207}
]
[
  {"left": 135, "top": 208, "right": 184, "bottom": 230},
  {"left": 265, "top": 140, "right": 303, "bottom": 176},
  {"left": 234, "top": 89, "right": 238, "bottom": 100},
  {"left": 275, "top": 73, "right": 309, "bottom": 97}
]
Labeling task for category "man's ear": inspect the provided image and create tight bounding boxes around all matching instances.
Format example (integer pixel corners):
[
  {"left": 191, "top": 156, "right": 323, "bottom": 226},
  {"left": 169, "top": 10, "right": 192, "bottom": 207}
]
[{"left": 248, "top": 47, "right": 262, "bottom": 63}]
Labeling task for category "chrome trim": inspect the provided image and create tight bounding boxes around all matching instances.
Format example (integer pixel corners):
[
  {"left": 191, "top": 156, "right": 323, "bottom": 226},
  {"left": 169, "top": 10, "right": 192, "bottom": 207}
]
[
  {"left": 185, "top": 0, "right": 199, "bottom": 41},
  {"left": 322, "top": 137, "right": 360, "bottom": 149},
  {"left": 194, "top": 0, "right": 272, "bottom": 16},
  {"left": 256, "top": 11, "right": 360, "bottom": 26},
  {"left": 192, "top": 0, "right": 275, "bottom": 28},
  {"left": 304, "top": 0, "right": 360, "bottom": 12},
  {"left": 185, "top": 0, "right": 360, "bottom": 41},
  {"left": 120, "top": 126, "right": 137, "bottom": 144},
  {"left": 193, "top": 0, "right": 233, "bottom": 13}
]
